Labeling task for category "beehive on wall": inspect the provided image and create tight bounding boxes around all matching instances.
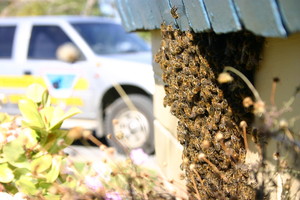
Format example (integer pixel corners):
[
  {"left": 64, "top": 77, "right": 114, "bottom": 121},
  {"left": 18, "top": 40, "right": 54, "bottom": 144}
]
[{"left": 155, "top": 24, "right": 264, "bottom": 199}]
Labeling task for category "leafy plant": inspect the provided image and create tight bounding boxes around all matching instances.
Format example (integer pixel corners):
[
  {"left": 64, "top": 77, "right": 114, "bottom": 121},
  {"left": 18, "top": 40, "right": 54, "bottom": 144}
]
[
  {"left": 0, "top": 83, "right": 80, "bottom": 197},
  {"left": 0, "top": 83, "right": 182, "bottom": 200}
]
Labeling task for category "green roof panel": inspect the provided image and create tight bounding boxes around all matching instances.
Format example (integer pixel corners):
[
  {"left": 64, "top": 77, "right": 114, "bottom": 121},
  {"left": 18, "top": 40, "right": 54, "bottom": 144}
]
[
  {"left": 146, "top": 0, "right": 163, "bottom": 29},
  {"left": 183, "top": 0, "right": 211, "bottom": 32},
  {"left": 233, "top": 0, "right": 287, "bottom": 37},
  {"left": 115, "top": 0, "right": 299, "bottom": 37},
  {"left": 115, "top": 0, "right": 135, "bottom": 31},
  {"left": 126, "top": 0, "right": 144, "bottom": 30},
  {"left": 277, "top": 0, "right": 300, "bottom": 33},
  {"left": 203, "top": 0, "right": 241, "bottom": 33}
]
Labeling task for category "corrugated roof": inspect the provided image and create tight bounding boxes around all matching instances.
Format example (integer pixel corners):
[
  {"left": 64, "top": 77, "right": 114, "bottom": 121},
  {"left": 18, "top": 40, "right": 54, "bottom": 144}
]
[{"left": 115, "top": 0, "right": 300, "bottom": 37}]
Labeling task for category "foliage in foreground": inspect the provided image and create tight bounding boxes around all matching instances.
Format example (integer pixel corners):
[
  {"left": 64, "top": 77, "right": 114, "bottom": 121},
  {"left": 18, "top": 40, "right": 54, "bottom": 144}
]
[{"left": 0, "top": 84, "right": 182, "bottom": 200}]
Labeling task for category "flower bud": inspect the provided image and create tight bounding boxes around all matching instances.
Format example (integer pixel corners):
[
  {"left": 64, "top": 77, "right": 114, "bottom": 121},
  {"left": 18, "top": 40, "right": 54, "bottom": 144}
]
[
  {"left": 243, "top": 97, "right": 254, "bottom": 108},
  {"left": 218, "top": 72, "right": 233, "bottom": 84}
]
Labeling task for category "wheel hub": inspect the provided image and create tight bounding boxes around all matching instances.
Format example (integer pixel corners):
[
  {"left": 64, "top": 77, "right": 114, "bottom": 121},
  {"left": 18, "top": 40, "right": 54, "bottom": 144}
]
[{"left": 113, "top": 109, "right": 149, "bottom": 149}]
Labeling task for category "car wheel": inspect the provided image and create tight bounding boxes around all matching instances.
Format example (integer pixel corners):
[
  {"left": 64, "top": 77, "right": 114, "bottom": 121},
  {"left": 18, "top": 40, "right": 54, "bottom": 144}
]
[{"left": 104, "top": 94, "right": 154, "bottom": 154}]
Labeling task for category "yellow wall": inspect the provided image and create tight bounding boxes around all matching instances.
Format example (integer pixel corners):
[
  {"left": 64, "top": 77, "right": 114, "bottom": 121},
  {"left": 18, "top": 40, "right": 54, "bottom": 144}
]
[{"left": 256, "top": 33, "right": 300, "bottom": 132}]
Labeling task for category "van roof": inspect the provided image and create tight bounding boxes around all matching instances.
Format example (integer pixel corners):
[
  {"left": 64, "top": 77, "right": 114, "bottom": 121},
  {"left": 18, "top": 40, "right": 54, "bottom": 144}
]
[{"left": 0, "top": 15, "right": 119, "bottom": 24}]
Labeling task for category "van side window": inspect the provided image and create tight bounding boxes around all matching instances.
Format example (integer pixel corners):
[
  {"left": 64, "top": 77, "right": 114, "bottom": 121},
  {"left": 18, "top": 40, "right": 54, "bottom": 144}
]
[
  {"left": 0, "top": 26, "right": 16, "bottom": 59},
  {"left": 28, "top": 25, "right": 73, "bottom": 59}
]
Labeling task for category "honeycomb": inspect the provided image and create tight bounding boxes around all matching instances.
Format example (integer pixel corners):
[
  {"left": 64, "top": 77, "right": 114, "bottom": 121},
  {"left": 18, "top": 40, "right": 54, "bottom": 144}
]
[{"left": 155, "top": 24, "right": 264, "bottom": 199}]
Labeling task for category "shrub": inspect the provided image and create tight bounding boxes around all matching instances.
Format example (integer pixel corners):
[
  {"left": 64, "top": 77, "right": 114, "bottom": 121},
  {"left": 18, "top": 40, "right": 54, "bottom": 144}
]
[{"left": 0, "top": 84, "right": 182, "bottom": 200}]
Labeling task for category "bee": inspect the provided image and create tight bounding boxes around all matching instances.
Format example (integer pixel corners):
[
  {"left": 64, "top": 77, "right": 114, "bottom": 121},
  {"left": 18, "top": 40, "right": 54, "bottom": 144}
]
[
  {"left": 200, "top": 88, "right": 212, "bottom": 101},
  {"left": 170, "top": 102, "right": 179, "bottom": 116},
  {"left": 175, "top": 74, "right": 183, "bottom": 85},
  {"left": 165, "top": 66, "right": 173, "bottom": 75},
  {"left": 162, "top": 73, "right": 169, "bottom": 82},
  {"left": 172, "top": 61, "right": 182, "bottom": 71},
  {"left": 187, "top": 91, "right": 195, "bottom": 102},
  {"left": 192, "top": 86, "right": 201, "bottom": 94},
  {"left": 169, "top": 41, "right": 183, "bottom": 55},
  {"left": 160, "top": 39, "right": 168, "bottom": 51},
  {"left": 218, "top": 123, "right": 226, "bottom": 132},
  {"left": 185, "top": 31, "right": 194, "bottom": 41},
  {"left": 170, "top": 6, "right": 179, "bottom": 19},
  {"left": 174, "top": 29, "right": 183, "bottom": 38},
  {"left": 166, "top": 24, "right": 173, "bottom": 32},
  {"left": 200, "top": 78, "right": 210, "bottom": 86},
  {"left": 213, "top": 110, "right": 222, "bottom": 123}
]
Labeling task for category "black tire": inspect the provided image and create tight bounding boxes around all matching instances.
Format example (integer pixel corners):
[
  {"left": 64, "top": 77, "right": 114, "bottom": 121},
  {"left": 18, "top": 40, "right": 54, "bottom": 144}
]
[{"left": 104, "top": 94, "right": 154, "bottom": 154}]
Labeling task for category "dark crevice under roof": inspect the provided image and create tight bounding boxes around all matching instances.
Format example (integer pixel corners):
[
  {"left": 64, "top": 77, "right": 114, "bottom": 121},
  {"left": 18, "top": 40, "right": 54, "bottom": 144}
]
[{"left": 115, "top": 0, "right": 300, "bottom": 38}]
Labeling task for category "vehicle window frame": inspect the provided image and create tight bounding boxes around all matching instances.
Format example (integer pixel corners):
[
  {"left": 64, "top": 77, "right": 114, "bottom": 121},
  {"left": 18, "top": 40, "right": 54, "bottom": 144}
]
[
  {"left": 71, "top": 22, "right": 150, "bottom": 55},
  {"left": 27, "top": 24, "right": 85, "bottom": 61},
  {"left": 0, "top": 25, "right": 16, "bottom": 59}
]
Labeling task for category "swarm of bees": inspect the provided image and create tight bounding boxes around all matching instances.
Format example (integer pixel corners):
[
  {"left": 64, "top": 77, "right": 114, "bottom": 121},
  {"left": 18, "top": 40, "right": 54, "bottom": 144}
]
[{"left": 155, "top": 24, "right": 264, "bottom": 199}]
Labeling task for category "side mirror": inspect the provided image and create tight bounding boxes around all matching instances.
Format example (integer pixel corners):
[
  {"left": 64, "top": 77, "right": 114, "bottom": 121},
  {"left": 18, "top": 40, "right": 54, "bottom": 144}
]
[{"left": 56, "top": 43, "right": 80, "bottom": 63}]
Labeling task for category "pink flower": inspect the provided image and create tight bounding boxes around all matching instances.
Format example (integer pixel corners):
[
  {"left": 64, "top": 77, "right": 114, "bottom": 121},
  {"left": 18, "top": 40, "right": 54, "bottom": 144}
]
[
  {"left": 84, "top": 176, "right": 103, "bottom": 191},
  {"left": 105, "top": 192, "right": 122, "bottom": 200},
  {"left": 130, "top": 148, "right": 149, "bottom": 165}
]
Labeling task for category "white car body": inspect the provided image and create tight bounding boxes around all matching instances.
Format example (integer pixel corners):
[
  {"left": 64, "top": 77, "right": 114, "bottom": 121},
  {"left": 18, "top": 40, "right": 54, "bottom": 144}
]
[{"left": 0, "top": 16, "right": 154, "bottom": 138}]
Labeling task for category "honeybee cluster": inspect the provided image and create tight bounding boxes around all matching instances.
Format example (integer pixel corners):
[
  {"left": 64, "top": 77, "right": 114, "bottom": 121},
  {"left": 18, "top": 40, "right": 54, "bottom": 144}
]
[{"left": 155, "top": 24, "right": 264, "bottom": 199}]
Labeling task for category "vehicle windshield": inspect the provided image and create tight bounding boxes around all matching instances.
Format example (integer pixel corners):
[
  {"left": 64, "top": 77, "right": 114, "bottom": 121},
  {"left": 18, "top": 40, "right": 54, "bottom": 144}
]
[{"left": 71, "top": 22, "right": 150, "bottom": 55}]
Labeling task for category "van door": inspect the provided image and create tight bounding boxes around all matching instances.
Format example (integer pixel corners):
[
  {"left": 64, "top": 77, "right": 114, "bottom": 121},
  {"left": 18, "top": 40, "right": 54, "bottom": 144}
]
[
  {"left": 19, "top": 24, "right": 96, "bottom": 119},
  {"left": 0, "top": 24, "right": 21, "bottom": 115}
]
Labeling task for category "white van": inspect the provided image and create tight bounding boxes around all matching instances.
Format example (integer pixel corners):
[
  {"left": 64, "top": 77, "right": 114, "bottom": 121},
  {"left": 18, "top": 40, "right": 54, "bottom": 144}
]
[{"left": 0, "top": 16, "right": 155, "bottom": 153}]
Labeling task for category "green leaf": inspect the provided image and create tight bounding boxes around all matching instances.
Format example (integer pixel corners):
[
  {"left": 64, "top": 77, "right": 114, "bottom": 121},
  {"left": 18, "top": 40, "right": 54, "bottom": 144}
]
[
  {"left": 73, "top": 162, "right": 86, "bottom": 173},
  {"left": 15, "top": 175, "right": 38, "bottom": 195},
  {"left": 48, "top": 107, "right": 64, "bottom": 130},
  {"left": 3, "top": 140, "right": 24, "bottom": 163},
  {"left": 43, "top": 133, "right": 59, "bottom": 153},
  {"left": 31, "top": 154, "right": 52, "bottom": 174},
  {"left": 18, "top": 128, "right": 39, "bottom": 149},
  {"left": 38, "top": 181, "right": 52, "bottom": 190},
  {"left": 61, "top": 175, "right": 77, "bottom": 189},
  {"left": 0, "top": 163, "right": 14, "bottom": 183},
  {"left": 13, "top": 168, "right": 31, "bottom": 180},
  {"left": 21, "top": 121, "right": 48, "bottom": 139},
  {"left": 46, "top": 130, "right": 72, "bottom": 153},
  {"left": 44, "top": 194, "right": 61, "bottom": 200},
  {"left": 39, "top": 107, "right": 55, "bottom": 129},
  {"left": 26, "top": 83, "right": 47, "bottom": 103},
  {"left": 45, "top": 155, "right": 62, "bottom": 183},
  {"left": 0, "top": 155, "right": 7, "bottom": 163},
  {"left": 32, "top": 151, "right": 48, "bottom": 159},
  {"left": 64, "top": 133, "right": 74, "bottom": 147},
  {"left": 18, "top": 99, "right": 45, "bottom": 129},
  {"left": 41, "top": 88, "right": 51, "bottom": 107},
  {"left": 9, "top": 154, "right": 30, "bottom": 169},
  {"left": 49, "top": 107, "right": 81, "bottom": 130}
]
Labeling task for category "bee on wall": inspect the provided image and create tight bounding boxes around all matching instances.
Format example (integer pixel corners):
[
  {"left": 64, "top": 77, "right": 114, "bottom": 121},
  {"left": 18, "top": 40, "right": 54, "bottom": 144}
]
[{"left": 170, "top": 6, "right": 179, "bottom": 19}]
